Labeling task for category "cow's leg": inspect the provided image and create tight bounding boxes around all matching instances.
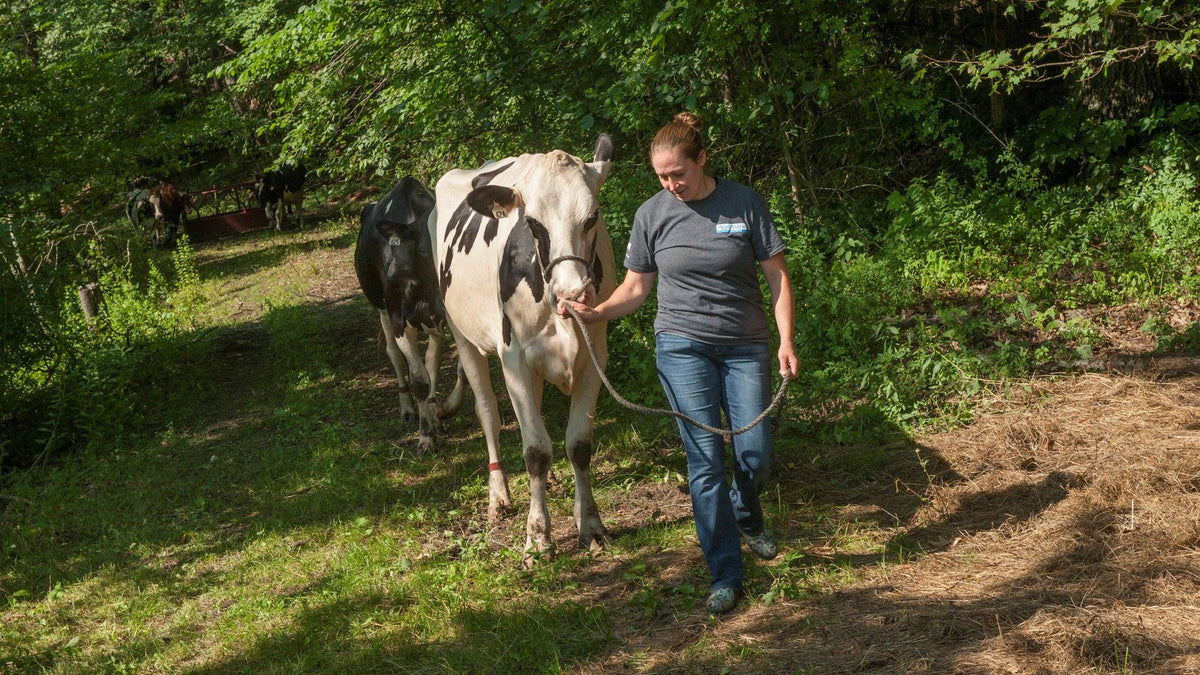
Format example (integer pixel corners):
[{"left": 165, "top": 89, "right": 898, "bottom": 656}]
[
  {"left": 396, "top": 324, "right": 436, "bottom": 455},
  {"left": 377, "top": 309, "right": 418, "bottom": 425},
  {"left": 500, "top": 351, "right": 555, "bottom": 566},
  {"left": 267, "top": 202, "right": 280, "bottom": 230},
  {"left": 455, "top": 337, "right": 510, "bottom": 522},
  {"left": 566, "top": 367, "right": 609, "bottom": 547},
  {"left": 566, "top": 327, "right": 608, "bottom": 551}
]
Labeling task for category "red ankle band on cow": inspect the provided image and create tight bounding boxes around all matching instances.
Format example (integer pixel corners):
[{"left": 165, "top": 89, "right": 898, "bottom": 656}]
[{"left": 488, "top": 462, "right": 502, "bottom": 472}]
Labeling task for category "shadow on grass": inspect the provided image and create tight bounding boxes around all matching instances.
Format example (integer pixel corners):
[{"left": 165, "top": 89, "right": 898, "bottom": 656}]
[
  {"left": 185, "top": 587, "right": 611, "bottom": 674},
  {"left": 1, "top": 229, "right": 1141, "bottom": 674},
  {"left": 0, "top": 288, "right": 490, "bottom": 596},
  {"left": 193, "top": 225, "right": 357, "bottom": 282}
]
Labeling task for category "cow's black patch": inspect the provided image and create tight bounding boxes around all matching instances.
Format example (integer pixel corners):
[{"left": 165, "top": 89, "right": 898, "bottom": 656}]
[
  {"left": 439, "top": 248, "right": 454, "bottom": 294},
  {"left": 461, "top": 212, "right": 486, "bottom": 254},
  {"left": 502, "top": 312, "right": 513, "bottom": 347},
  {"left": 471, "top": 162, "right": 513, "bottom": 189},
  {"left": 523, "top": 443, "right": 551, "bottom": 477},
  {"left": 483, "top": 216, "right": 500, "bottom": 246},
  {"left": 444, "top": 161, "right": 513, "bottom": 250},
  {"left": 446, "top": 202, "right": 495, "bottom": 255},
  {"left": 524, "top": 217, "right": 551, "bottom": 280},
  {"left": 567, "top": 439, "right": 593, "bottom": 471},
  {"left": 591, "top": 248, "right": 605, "bottom": 290},
  {"left": 500, "top": 215, "right": 545, "bottom": 304}
]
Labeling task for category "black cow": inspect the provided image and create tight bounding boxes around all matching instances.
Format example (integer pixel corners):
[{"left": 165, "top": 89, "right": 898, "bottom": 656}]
[
  {"left": 355, "top": 176, "right": 465, "bottom": 454},
  {"left": 256, "top": 162, "right": 306, "bottom": 230}
]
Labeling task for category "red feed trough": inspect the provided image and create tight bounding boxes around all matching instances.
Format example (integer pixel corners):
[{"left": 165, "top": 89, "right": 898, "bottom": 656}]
[{"left": 183, "top": 181, "right": 269, "bottom": 241}]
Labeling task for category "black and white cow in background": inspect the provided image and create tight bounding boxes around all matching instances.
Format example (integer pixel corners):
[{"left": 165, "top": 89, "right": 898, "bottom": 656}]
[
  {"left": 257, "top": 162, "right": 306, "bottom": 230},
  {"left": 431, "top": 134, "right": 616, "bottom": 565},
  {"left": 125, "top": 181, "right": 154, "bottom": 237},
  {"left": 355, "top": 176, "right": 466, "bottom": 454}
]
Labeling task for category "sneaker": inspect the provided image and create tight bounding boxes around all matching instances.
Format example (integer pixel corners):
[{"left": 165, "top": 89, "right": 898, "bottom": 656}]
[
  {"left": 705, "top": 587, "right": 741, "bottom": 614},
  {"left": 742, "top": 530, "right": 778, "bottom": 560}
]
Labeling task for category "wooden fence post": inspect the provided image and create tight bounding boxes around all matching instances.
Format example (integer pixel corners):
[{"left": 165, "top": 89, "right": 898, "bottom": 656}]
[{"left": 78, "top": 282, "right": 103, "bottom": 331}]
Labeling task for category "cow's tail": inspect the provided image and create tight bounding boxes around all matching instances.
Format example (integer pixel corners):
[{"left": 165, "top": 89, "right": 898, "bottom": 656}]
[{"left": 436, "top": 360, "right": 467, "bottom": 421}]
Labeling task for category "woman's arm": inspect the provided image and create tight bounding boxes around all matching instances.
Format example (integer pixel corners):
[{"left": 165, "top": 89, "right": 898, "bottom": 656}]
[
  {"left": 559, "top": 269, "right": 656, "bottom": 323},
  {"left": 760, "top": 253, "right": 799, "bottom": 377}
]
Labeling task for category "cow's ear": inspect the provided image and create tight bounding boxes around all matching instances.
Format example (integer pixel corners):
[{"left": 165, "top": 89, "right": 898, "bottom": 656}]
[
  {"left": 585, "top": 132, "right": 614, "bottom": 193},
  {"left": 584, "top": 159, "right": 612, "bottom": 194},
  {"left": 466, "top": 185, "right": 523, "bottom": 220}
]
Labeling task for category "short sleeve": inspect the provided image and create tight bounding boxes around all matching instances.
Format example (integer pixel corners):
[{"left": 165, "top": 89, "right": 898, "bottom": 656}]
[
  {"left": 623, "top": 202, "right": 657, "bottom": 273},
  {"left": 748, "top": 191, "right": 786, "bottom": 261}
]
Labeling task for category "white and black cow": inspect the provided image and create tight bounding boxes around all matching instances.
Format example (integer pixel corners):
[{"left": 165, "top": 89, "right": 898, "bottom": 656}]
[
  {"left": 431, "top": 134, "right": 616, "bottom": 564},
  {"left": 146, "top": 179, "right": 187, "bottom": 247},
  {"left": 257, "top": 162, "right": 306, "bottom": 230},
  {"left": 355, "top": 176, "right": 466, "bottom": 454},
  {"left": 125, "top": 186, "right": 154, "bottom": 236}
]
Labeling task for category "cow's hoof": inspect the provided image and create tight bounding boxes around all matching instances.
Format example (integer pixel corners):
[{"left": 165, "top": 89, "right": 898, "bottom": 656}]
[
  {"left": 486, "top": 500, "right": 513, "bottom": 526},
  {"left": 414, "top": 436, "right": 434, "bottom": 457},
  {"left": 400, "top": 411, "right": 418, "bottom": 427},
  {"left": 580, "top": 527, "right": 611, "bottom": 552}
]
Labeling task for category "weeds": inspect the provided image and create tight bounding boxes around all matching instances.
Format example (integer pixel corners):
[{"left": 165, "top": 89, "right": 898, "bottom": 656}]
[{"left": 5, "top": 137, "right": 1200, "bottom": 671}]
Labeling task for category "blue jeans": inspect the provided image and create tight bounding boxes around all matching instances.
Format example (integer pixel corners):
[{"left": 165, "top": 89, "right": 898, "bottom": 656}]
[{"left": 655, "top": 332, "right": 774, "bottom": 592}]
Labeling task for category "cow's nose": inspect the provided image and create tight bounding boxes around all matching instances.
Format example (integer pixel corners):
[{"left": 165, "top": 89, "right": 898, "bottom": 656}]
[{"left": 556, "top": 286, "right": 593, "bottom": 307}]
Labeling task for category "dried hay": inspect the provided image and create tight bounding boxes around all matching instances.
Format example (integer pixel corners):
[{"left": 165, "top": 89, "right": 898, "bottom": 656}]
[
  {"left": 571, "top": 362, "right": 1200, "bottom": 673},
  {"left": 840, "top": 367, "right": 1200, "bottom": 673}
]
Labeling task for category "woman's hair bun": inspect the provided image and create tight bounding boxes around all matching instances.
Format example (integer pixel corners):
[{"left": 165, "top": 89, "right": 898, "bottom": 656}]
[{"left": 674, "top": 111, "right": 703, "bottom": 133}]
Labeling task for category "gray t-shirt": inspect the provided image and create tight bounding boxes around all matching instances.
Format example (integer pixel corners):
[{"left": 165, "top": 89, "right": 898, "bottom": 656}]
[{"left": 625, "top": 178, "right": 786, "bottom": 344}]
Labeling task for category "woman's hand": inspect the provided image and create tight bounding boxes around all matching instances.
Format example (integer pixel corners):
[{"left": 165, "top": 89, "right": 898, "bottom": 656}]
[
  {"left": 557, "top": 298, "right": 603, "bottom": 323},
  {"left": 557, "top": 269, "right": 656, "bottom": 324},
  {"left": 778, "top": 343, "right": 799, "bottom": 379}
]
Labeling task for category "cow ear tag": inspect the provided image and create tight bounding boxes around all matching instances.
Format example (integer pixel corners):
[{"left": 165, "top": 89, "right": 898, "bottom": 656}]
[
  {"left": 388, "top": 234, "right": 403, "bottom": 246},
  {"left": 490, "top": 202, "right": 508, "bottom": 219}
]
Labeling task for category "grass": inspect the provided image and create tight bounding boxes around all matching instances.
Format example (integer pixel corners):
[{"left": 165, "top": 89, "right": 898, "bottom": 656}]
[
  {"left": 10, "top": 210, "right": 1198, "bottom": 672},
  {"left": 7, "top": 216, "right": 865, "bottom": 673}
]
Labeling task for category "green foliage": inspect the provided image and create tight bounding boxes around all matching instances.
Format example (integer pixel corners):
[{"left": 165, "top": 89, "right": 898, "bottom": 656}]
[
  {"left": 1, "top": 229, "right": 203, "bottom": 471},
  {"left": 911, "top": 1, "right": 1200, "bottom": 92},
  {"left": 3, "top": 0, "right": 1200, "bottom": 468}
]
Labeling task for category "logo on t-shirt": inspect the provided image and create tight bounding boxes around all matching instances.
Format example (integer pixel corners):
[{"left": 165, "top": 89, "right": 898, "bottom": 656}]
[{"left": 716, "top": 221, "right": 749, "bottom": 235}]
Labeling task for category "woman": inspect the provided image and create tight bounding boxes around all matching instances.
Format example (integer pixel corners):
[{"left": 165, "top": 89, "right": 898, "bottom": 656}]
[{"left": 561, "top": 112, "right": 798, "bottom": 614}]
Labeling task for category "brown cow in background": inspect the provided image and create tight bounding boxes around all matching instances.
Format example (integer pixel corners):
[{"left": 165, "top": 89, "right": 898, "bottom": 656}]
[{"left": 147, "top": 180, "right": 187, "bottom": 247}]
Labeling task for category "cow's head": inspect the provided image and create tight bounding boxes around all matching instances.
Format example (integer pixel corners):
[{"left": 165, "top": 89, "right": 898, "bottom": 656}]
[{"left": 465, "top": 134, "right": 613, "bottom": 308}]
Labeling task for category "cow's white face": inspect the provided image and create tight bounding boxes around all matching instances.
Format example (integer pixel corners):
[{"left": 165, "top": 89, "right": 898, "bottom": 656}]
[{"left": 466, "top": 149, "right": 611, "bottom": 309}]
